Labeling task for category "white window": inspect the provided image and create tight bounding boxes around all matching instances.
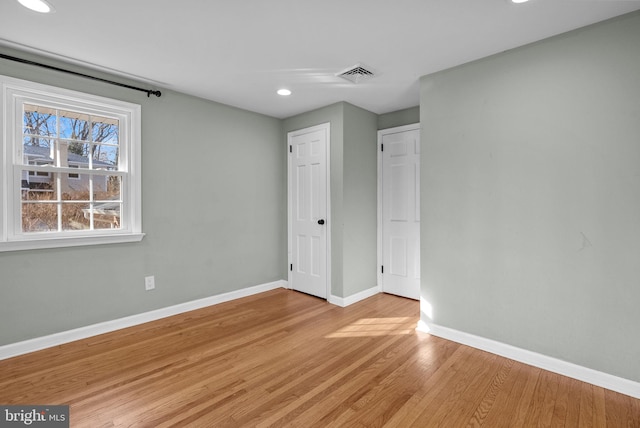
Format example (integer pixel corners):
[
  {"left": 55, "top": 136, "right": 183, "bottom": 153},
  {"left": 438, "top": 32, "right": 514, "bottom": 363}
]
[{"left": 1, "top": 75, "right": 143, "bottom": 251}]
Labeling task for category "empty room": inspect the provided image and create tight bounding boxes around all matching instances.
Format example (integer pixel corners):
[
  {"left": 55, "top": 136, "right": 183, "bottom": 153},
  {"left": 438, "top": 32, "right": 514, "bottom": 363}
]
[{"left": 1, "top": 0, "right": 639, "bottom": 426}]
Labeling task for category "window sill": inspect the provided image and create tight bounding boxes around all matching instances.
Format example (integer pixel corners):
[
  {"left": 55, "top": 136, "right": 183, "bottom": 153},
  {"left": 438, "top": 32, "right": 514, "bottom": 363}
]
[{"left": 0, "top": 233, "right": 145, "bottom": 252}]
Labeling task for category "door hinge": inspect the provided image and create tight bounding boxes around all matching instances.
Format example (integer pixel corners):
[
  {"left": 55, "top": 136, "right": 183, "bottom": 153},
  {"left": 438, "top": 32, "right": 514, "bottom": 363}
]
[
  {"left": 381, "top": 265, "right": 384, "bottom": 274},
  {"left": 290, "top": 263, "right": 293, "bottom": 271},
  {"left": 381, "top": 143, "right": 384, "bottom": 152},
  {"left": 289, "top": 145, "right": 292, "bottom": 153}
]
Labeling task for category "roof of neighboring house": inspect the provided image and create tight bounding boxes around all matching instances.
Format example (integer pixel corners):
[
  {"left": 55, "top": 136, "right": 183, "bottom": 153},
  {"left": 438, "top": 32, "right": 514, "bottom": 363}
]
[{"left": 23, "top": 145, "right": 113, "bottom": 167}]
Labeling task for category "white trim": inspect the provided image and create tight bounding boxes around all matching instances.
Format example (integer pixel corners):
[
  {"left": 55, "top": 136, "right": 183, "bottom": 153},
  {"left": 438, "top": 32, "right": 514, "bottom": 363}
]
[
  {"left": 287, "top": 123, "right": 331, "bottom": 301},
  {"left": 377, "top": 123, "right": 420, "bottom": 295},
  {"left": 377, "top": 130, "right": 383, "bottom": 290},
  {"left": 329, "top": 286, "right": 380, "bottom": 308},
  {"left": 0, "top": 232, "right": 145, "bottom": 252},
  {"left": 417, "top": 321, "right": 640, "bottom": 399},
  {"left": 0, "top": 280, "right": 287, "bottom": 360}
]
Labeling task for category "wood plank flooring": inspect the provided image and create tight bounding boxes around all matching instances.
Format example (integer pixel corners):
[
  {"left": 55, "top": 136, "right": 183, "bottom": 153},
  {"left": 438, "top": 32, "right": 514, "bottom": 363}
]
[{"left": 0, "top": 289, "right": 638, "bottom": 427}]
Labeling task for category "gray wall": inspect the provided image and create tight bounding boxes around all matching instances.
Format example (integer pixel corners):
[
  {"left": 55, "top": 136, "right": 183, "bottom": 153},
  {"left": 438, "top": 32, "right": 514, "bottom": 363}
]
[
  {"left": 282, "top": 102, "right": 378, "bottom": 298},
  {"left": 420, "top": 12, "right": 640, "bottom": 382},
  {"left": 343, "top": 103, "right": 378, "bottom": 296},
  {"left": 378, "top": 106, "right": 419, "bottom": 130},
  {"left": 0, "top": 48, "right": 286, "bottom": 345}
]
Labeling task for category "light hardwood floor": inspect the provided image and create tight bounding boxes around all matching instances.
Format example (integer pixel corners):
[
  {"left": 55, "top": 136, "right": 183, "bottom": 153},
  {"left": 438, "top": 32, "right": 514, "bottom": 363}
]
[{"left": 0, "top": 289, "right": 638, "bottom": 427}]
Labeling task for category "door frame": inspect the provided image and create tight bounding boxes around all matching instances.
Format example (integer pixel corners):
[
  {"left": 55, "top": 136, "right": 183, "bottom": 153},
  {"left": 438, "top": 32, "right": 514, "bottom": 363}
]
[
  {"left": 287, "top": 122, "right": 331, "bottom": 299},
  {"left": 377, "top": 123, "right": 421, "bottom": 293}
]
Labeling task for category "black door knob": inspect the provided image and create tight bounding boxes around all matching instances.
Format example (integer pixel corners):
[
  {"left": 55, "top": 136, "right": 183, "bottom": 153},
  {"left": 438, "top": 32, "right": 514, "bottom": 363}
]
[{"left": 317, "top": 219, "right": 325, "bottom": 225}]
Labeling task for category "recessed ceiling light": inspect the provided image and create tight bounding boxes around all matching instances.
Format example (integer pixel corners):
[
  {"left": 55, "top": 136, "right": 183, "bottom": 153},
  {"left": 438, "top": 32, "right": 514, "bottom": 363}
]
[
  {"left": 511, "top": 0, "right": 529, "bottom": 3},
  {"left": 17, "top": 0, "right": 55, "bottom": 13},
  {"left": 277, "top": 89, "right": 292, "bottom": 96}
]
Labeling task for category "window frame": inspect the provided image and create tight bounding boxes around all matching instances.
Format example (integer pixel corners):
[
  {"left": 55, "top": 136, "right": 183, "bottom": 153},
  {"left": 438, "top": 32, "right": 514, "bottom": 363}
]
[{"left": 1, "top": 74, "right": 144, "bottom": 252}]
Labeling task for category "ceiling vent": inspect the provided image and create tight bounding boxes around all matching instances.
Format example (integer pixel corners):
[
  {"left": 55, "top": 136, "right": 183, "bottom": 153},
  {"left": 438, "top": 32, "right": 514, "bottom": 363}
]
[{"left": 336, "top": 64, "right": 376, "bottom": 84}]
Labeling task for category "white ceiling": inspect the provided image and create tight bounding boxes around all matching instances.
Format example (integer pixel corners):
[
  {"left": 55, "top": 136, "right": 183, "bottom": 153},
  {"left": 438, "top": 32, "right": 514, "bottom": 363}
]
[{"left": 1, "top": 0, "right": 639, "bottom": 119}]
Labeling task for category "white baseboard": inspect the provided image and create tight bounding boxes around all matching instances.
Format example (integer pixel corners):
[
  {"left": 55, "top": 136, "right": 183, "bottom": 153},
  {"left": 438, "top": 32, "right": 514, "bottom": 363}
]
[
  {"left": 329, "top": 285, "right": 380, "bottom": 307},
  {"left": 417, "top": 321, "right": 640, "bottom": 399},
  {"left": 0, "top": 280, "right": 287, "bottom": 361}
]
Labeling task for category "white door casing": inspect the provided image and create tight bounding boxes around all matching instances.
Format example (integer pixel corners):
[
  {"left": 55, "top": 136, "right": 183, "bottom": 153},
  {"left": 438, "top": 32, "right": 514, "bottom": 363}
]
[
  {"left": 378, "top": 124, "right": 420, "bottom": 300},
  {"left": 288, "top": 123, "right": 330, "bottom": 299}
]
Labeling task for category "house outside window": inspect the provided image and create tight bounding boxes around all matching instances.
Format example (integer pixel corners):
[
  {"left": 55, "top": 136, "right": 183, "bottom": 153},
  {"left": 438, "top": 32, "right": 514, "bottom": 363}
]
[{"left": 1, "top": 75, "right": 143, "bottom": 251}]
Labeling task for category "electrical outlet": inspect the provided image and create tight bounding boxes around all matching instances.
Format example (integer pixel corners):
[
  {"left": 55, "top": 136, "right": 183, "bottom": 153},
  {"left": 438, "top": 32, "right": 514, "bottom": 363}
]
[{"left": 145, "top": 275, "right": 155, "bottom": 291}]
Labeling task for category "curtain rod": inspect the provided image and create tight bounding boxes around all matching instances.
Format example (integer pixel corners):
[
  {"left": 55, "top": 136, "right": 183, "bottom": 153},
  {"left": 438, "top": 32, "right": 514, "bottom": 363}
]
[{"left": 0, "top": 53, "right": 162, "bottom": 98}]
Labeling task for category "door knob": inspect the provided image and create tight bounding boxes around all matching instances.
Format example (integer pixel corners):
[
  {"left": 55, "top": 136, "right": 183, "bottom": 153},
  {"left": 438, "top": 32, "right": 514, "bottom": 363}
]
[{"left": 317, "top": 219, "right": 325, "bottom": 225}]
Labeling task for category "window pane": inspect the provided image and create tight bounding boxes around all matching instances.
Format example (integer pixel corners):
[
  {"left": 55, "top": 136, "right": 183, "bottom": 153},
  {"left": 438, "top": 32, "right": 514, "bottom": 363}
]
[
  {"left": 60, "top": 173, "right": 92, "bottom": 201},
  {"left": 23, "top": 104, "right": 56, "bottom": 137},
  {"left": 67, "top": 142, "right": 92, "bottom": 168},
  {"left": 61, "top": 203, "right": 91, "bottom": 231},
  {"left": 21, "top": 169, "right": 54, "bottom": 194},
  {"left": 94, "top": 175, "right": 121, "bottom": 229},
  {"left": 22, "top": 137, "right": 54, "bottom": 167},
  {"left": 23, "top": 136, "right": 54, "bottom": 150},
  {"left": 92, "top": 144, "right": 119, "bottom": 169},
  {"left": 21, "top": 187, "right": 55, "bottom": 202},
  {"left": 22, "top": 202, "right": 58, "bottom": 232},
  {"left": 92, "top": 116, "right": 119, "bottom": 145},
  {"left": 60, "top": 110, "right": 90, "bottom": 140},
  {"left": 97, "top": 175, "right": 121, "bottom": 200},
  {"left": 91, "top": 201, "right": 122, "bottom": 230}
]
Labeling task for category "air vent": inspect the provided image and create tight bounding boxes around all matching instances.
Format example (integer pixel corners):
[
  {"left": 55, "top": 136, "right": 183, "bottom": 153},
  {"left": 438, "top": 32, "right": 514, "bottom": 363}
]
[{"left": 336, "top": 64, "right": 376, "bottom": 84}]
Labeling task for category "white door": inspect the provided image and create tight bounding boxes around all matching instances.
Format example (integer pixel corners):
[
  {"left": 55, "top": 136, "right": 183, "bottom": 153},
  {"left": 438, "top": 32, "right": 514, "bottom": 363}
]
[
  {"left": 288, "top": 124, "right": 330, "bottom": 299},
  {"left": 379, "top": 124, "right": 420, "bottom": 300}
]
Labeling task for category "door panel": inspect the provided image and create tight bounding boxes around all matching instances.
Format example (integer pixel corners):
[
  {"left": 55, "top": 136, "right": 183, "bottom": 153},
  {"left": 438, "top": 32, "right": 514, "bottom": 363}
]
[
  {"left": 381, "top": 126, "right": 420, "bottom": 300},
  {"left": 390, "top": 236, "right": 408, "bottom": 276},
  {"left": 290, "top": 126, "right": 328, "bottom": 299},
  {"left": 391, "top": 163, "right": 409, "bottom": 221}
]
